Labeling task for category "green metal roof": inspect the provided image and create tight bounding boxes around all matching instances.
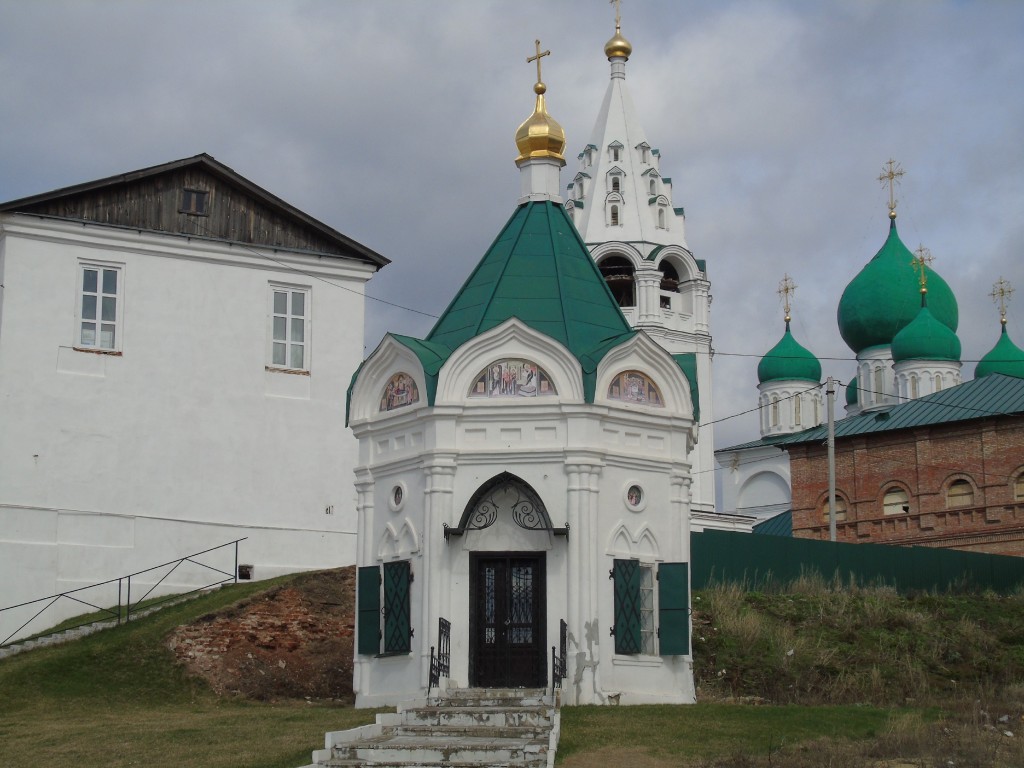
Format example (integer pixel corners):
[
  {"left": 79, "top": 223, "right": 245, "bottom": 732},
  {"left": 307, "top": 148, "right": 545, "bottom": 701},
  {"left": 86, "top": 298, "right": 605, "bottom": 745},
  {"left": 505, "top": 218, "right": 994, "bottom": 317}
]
[
  {"left": 673, "top": 353, "right": 700, "bottom": 421},
  {"left": 753, "top": 510, "right": 792, "bottom": 537},
  {"left": 717, "top": 373, "right": 1024, "bottom": 454},
  {"left": 424, "top": 200, "right": 641, "bottom": 402}
]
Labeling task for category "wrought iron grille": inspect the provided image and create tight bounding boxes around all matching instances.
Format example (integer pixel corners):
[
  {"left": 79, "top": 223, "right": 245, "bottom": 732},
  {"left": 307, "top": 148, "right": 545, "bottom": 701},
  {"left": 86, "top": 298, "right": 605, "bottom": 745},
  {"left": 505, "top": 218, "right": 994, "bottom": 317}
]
[
  {"left": 428, "top": 617, "right": 451, "bottom": 696},
  {"left": 552, "top": 618, "right": 567, "bottom": 693},
  {"left": 383, "top": 561, "right": 411, "bottom": 653},
  {"left": 444, "top": 473, "right": 568, "bottom": 540}
]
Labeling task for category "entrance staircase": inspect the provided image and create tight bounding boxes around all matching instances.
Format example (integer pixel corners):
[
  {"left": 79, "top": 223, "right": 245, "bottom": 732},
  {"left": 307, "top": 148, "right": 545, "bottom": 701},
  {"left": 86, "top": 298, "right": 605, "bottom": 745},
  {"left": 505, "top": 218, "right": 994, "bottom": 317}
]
[{"left": 301, "top": 687, "right": 560, "bottom": 768}]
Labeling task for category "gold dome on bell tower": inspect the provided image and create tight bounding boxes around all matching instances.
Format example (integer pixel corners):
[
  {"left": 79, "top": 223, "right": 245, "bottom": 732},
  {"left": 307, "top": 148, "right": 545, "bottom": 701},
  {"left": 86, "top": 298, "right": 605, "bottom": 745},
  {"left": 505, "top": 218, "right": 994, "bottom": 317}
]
[
  {"left": 515, "top": 40, "right": 566, "bottom": 166},
  {"left": 604, "top": 0, "right": 632, "bottom": 59}
]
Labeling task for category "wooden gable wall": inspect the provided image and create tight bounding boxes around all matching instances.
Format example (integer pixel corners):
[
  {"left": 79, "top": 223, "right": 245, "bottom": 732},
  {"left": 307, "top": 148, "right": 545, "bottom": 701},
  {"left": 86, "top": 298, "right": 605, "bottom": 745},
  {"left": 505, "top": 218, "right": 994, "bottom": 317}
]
[{"left": 14, "top": 167, "right": 352, "bottom": 257}]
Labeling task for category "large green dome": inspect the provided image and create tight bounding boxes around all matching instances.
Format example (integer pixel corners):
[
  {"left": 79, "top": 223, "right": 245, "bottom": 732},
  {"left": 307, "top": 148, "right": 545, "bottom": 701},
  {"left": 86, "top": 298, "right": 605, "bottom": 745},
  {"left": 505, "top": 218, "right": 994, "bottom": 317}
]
[
  {"left": 975, "top": 326, "right": 1024, "bottom": 379},
  {"left": 757, "top": 323, "right": 821, "bottom": 384},
  {"left": 891, "top": 300, "right": 962, "bottom": 363},
  {"left": 837, "top": 219, "right": 958, "bottom": 354}
]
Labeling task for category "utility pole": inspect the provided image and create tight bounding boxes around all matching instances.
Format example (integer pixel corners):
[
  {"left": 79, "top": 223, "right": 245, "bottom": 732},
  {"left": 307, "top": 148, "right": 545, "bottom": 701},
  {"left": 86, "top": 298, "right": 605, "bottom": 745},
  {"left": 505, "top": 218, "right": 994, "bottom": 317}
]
[{"left": 826, "top": 377, "right": 837, "bottom": 542}]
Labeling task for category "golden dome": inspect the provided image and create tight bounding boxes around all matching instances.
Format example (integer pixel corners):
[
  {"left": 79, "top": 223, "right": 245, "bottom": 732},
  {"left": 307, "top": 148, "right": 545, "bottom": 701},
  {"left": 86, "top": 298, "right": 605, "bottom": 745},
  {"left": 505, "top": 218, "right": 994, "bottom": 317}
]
[
  {"left": 604, "top": 30, "right": 632, "bottom": 60},
  {"left": 515, "top": 81, "right": 566, "bottom": 164}
]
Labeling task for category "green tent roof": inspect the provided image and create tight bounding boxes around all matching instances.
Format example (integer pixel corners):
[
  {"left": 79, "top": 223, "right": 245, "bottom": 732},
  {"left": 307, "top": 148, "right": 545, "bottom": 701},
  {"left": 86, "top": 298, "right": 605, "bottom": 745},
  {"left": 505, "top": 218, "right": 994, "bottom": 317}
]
[{"left": 426, "top": 200, "right": 638, "bottom": 401}]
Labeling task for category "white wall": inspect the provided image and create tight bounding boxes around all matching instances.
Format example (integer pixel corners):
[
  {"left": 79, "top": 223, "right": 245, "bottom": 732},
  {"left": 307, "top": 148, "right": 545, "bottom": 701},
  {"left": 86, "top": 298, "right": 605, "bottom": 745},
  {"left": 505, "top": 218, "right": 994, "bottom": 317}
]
[{"left": 0, "top": 215, "right": 376, "bottom": 642}]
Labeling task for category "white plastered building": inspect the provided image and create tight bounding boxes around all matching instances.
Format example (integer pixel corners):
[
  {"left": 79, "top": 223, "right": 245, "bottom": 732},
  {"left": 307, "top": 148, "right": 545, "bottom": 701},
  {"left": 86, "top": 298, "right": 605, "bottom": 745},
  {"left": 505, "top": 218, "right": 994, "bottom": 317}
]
[
  {"left": 0, "top": 154, "right": 386, "bottom": 643},
  {"left": 347, "top": 39, "right": 697, "bottom": 707}
]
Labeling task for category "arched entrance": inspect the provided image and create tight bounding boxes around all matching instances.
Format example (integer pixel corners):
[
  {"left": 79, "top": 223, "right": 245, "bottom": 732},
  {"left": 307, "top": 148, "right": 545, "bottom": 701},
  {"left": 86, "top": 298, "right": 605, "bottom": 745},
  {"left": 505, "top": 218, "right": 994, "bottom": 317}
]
[{"left": 461, "top": 474, "right": 551, "bottom": 688}]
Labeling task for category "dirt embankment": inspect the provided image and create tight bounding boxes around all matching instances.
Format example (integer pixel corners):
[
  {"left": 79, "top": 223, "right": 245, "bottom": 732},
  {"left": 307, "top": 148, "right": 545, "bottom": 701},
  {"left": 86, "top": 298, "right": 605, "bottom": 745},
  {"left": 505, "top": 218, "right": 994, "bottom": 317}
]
[{"left": 166, "top": 566, "right": 356, "bottom": 702}]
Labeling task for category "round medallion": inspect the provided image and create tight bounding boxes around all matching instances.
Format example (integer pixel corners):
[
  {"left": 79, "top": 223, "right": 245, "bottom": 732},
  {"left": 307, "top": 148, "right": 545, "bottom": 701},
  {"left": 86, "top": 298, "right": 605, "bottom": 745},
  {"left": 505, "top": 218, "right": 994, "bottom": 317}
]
[
  {"left": 625, "top": 483, "right": 645, "bottom": 511},
  {"left": 388, "top": 483, "right": 406, "bottom": 513}
]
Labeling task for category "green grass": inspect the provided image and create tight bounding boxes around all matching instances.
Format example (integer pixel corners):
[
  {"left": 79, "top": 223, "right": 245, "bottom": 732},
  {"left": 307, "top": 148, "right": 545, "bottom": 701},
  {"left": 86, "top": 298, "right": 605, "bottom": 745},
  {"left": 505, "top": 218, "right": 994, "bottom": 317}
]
[{"left": 558, "top": 703, "right": 901, "bottom": 763}]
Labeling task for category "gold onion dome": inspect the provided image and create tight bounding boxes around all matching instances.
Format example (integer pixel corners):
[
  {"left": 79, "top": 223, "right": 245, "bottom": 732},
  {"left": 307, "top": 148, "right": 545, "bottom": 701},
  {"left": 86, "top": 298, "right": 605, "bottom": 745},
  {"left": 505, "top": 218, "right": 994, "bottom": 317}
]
[
  {"left": 604, "top": 29, "right": 632, "bottom": 60},
  {"left": 515, "top": 80, "right": 566, "bottom": 164}
]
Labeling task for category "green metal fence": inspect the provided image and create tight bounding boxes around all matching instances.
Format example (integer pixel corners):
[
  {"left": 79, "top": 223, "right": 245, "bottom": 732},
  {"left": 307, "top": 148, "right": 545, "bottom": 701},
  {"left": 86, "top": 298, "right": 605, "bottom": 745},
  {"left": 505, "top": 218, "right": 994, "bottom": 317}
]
[{"left": 692, "top": 529, "right": 1024, "bottom": 594}]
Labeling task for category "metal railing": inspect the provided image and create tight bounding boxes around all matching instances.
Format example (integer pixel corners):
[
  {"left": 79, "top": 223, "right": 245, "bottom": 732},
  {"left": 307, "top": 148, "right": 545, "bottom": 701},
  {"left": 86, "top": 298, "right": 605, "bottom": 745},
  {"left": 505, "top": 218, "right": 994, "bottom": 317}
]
[
  {"left": 0, "top": 538, "right": 246, "bottom": 647},
  {"left": 428, "top": 616, "right": 451, "bottom": 697},
  {"left": 551, "top": 618, "right": 567, "bottom": 694}
]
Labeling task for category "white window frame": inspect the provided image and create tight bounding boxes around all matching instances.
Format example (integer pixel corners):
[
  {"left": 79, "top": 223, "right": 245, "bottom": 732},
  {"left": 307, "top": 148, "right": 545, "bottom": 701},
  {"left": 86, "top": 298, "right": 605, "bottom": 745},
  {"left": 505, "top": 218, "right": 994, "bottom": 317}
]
[
  {"left": 268, "top": 284, "right": 311, "bottom": 372},
  {"left": 639, "top": 562, "right": 656, "bottom": 656},
  {"left": 76, "top": 261, "right": 123, "bottom": 352}
]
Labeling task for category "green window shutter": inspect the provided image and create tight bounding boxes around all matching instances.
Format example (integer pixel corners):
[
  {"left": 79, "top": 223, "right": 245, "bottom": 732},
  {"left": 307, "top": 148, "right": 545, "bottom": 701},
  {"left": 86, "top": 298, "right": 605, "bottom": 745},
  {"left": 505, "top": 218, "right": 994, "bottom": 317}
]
[
  {"left": 383, "top": 560, "right": 412, "bottom": 653},
  {"left": 612, "top": 558, "right": 641, "bottom": 654},
  {"left": 658, "top": 562, "right": 690, "bottom": 656},
  {"left": 357, "top": 566, "right": 381, "bottom": 655}
]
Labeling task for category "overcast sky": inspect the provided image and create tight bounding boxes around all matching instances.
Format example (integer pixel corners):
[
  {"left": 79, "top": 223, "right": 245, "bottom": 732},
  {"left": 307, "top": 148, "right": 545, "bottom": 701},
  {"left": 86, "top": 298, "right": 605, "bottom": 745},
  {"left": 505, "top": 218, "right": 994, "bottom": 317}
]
[{"left": 2, "top": 0, "right": 1022, "bottom": 464}]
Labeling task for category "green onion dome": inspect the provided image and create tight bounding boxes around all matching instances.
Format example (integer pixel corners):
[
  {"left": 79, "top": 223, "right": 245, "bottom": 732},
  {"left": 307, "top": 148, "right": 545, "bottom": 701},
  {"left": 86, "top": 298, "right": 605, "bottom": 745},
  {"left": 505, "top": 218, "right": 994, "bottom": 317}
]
[
  {"left": 845, "top": 377, "right": 859, "bottom": 406},
  {"left": 837, "top": 219, "right": 958, "bottom": 354},
  {"left": 975, "top": 325, "right": 1024, "bottom": 379},
  {"left": 757, "top": 323, "right": 822, "bottom": 384},
  {"left": 891, "top": 299, "right": 962, "bottom": 363}
]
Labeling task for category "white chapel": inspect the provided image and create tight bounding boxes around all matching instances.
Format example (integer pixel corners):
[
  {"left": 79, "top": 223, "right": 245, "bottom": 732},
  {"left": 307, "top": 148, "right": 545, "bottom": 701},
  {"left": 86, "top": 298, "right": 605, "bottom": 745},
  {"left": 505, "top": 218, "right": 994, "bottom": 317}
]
[{"left": 346, "top": 29, "right": 698, "bottom": 707}]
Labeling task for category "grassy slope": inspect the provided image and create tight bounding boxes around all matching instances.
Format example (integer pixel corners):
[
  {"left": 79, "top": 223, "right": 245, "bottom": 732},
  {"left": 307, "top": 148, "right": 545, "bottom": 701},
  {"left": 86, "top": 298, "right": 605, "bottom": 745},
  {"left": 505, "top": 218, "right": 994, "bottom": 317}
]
[
  {"left": 0, "top": 575, "right": 381, "bottom": 768},
  {"left": 3, "top": 575, "right": 1024, "bottom": 767}
]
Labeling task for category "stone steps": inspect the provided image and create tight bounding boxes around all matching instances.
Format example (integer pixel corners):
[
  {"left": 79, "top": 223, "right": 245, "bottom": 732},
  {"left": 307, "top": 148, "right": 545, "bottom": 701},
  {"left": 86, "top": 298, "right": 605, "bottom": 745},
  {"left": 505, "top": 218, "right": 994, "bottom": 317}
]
[{"left": 302, "top": 687, "right": 559, "bottom": 768}]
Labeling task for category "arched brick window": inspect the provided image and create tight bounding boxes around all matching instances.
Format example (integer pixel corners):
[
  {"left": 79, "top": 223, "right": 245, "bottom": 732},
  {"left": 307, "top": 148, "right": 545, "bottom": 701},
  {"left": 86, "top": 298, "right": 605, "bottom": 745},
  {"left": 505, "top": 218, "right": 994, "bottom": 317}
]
[
  {"left": 946, "top": 479, "right": 974, "bottom": 508},
  {"left": 883, "top": 487, "right": 909, "bottom": 515}
]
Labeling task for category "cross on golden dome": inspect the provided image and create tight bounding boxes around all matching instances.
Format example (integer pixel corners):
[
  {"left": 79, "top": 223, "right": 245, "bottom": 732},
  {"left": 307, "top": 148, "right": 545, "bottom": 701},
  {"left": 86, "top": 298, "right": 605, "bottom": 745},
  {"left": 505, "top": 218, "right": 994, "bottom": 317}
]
[
  {"left": 611, "top": 0, "right": 622, "bottom": 32},
  {"left": 878, "top": 158, "right": 905, "bottom": 219},
  {"left": 911, "top": 245, "right": 933, "bottom": 294},
  {"left": 777, "top": 273, "right": 796, "bottom": 323},
  {"left": 991, "top": 277, "right": 1015, "bottom": 325},
  {"left": 527, "top": 39, "right": 550, "bottom": 91}
]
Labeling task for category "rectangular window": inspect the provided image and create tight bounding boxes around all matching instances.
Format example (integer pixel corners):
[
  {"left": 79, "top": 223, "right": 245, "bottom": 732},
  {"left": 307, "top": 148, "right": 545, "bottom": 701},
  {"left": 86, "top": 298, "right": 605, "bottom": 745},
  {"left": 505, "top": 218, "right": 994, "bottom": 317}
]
[
  {"left": 357, "top": 561, "right": 413, "bottom": 655},
  {"left": 180, "top": 189, "right": 209, "bottom": 215},
  {"left": 78, "top": 264, "right": 121, "bottom": 351},
  {"left": 613, "top": 559, "right": 690, "bottom": 657},
  {"left": 269, "top": 286, "right": 309, "bottom": 370}
]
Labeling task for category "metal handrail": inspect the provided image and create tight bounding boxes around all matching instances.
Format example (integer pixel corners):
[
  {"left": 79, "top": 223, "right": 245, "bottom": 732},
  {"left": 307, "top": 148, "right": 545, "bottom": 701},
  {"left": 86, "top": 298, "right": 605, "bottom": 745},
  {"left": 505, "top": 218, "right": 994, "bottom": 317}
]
[{"left": 0, "top": 538, "right": 246, "bottom": 646}]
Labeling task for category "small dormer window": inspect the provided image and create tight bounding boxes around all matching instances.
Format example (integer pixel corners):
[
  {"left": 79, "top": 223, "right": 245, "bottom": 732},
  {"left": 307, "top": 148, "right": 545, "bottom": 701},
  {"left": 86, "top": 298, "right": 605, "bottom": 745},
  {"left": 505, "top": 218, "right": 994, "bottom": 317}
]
[
  {"left": 611, "top": 176, "right": 621, "bottom": 193},
  {"left": 638, "top": 144, "right": 650, "bottom": 163},
  {"left": 649, "top": 179, "right": 656, "bottom": 195},
  {"left": 181, "top": 189, "right": 209, "bottom": 216},
  {"left": 609, "top": 142, "right": 623, "bottom": 162}
]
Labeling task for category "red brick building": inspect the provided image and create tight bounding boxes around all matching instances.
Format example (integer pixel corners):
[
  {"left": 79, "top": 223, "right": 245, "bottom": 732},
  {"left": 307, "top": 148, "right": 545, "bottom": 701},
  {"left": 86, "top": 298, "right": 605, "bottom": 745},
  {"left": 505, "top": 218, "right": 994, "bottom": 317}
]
[{"left": 785, "top": 374, "right": 1024, "bottom": 556}]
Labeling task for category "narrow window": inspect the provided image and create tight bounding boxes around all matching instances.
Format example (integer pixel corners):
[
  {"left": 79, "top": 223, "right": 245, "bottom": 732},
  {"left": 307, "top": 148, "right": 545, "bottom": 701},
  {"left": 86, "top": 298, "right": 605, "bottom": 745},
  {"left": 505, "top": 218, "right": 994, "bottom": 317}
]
[
  {"left": 180, "top": 188, "right": 208, "bottom": 215},
  {"left": 658, "top": 208, "right": 666, "bottom": 228},
  {"left": 610, "top": 205, "right": 620, "bottom": 226},
  {"left": 935, "top": 374, "right": 943, "bottom": 392},
  {"left": 78, "top": 264, "right": 120, "bottom": 351},
  {"left": 270, "top": 287, "right": 309, "bottom": 370},
  {"left": 649, "top": 179, "right": 656, "bottom": 195},
  {"left": 639, "top": 564, "right": 655, "bottom": 655},
  {"left": 611, "top": 147, "right": 620, "bottom": 162},
  {"left": 611, "top": 176, "right": 621, "bottom": 193},
  {"left": 641, "top": 146, "right": 650, "bottom": 163},
  {"left": 1015, "top": 475, "right": 1024, "bottom": 502},
  {"left": 946, "top": 480, "right": 974, "bottom": 508},
  {"left": 883, "top": 487, "right": 909, "bottom": 515},
  {"left": 910, "top": 375, "right": 919, "bottom": 399},
  {"left": 794, "top": 395, "right": 802, "bottom": 425},
  {"left": 771, "top": 396, "right": 780, "bottom": 427},
  {"left": 873, "top": 366, "right": 884, "bottom": 403},
  {"left": 813, "top": 398, "right": 820, "bottom": 425}
]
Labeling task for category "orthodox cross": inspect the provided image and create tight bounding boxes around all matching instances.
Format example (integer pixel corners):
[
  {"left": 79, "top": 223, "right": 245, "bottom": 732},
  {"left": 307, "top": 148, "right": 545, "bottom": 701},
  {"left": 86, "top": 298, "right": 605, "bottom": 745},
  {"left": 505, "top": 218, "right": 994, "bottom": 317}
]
[
  {"left": 991, "top": 277, "right": 1015, "bottom": 324},
  {"left": 911, "top": 245, "right": 933, "bottom": 293},
  {"left": 527, "top": 40, "right": 550, "bottom": 86},
  {"left": 878, "top": 158, "right": 905, "bottom": 216},
  {"left": 777, "top": 273, "right": 796, "bottom": 323},
  {"left": 610, "top": 0, "right": 623, "bottom": 31}
]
